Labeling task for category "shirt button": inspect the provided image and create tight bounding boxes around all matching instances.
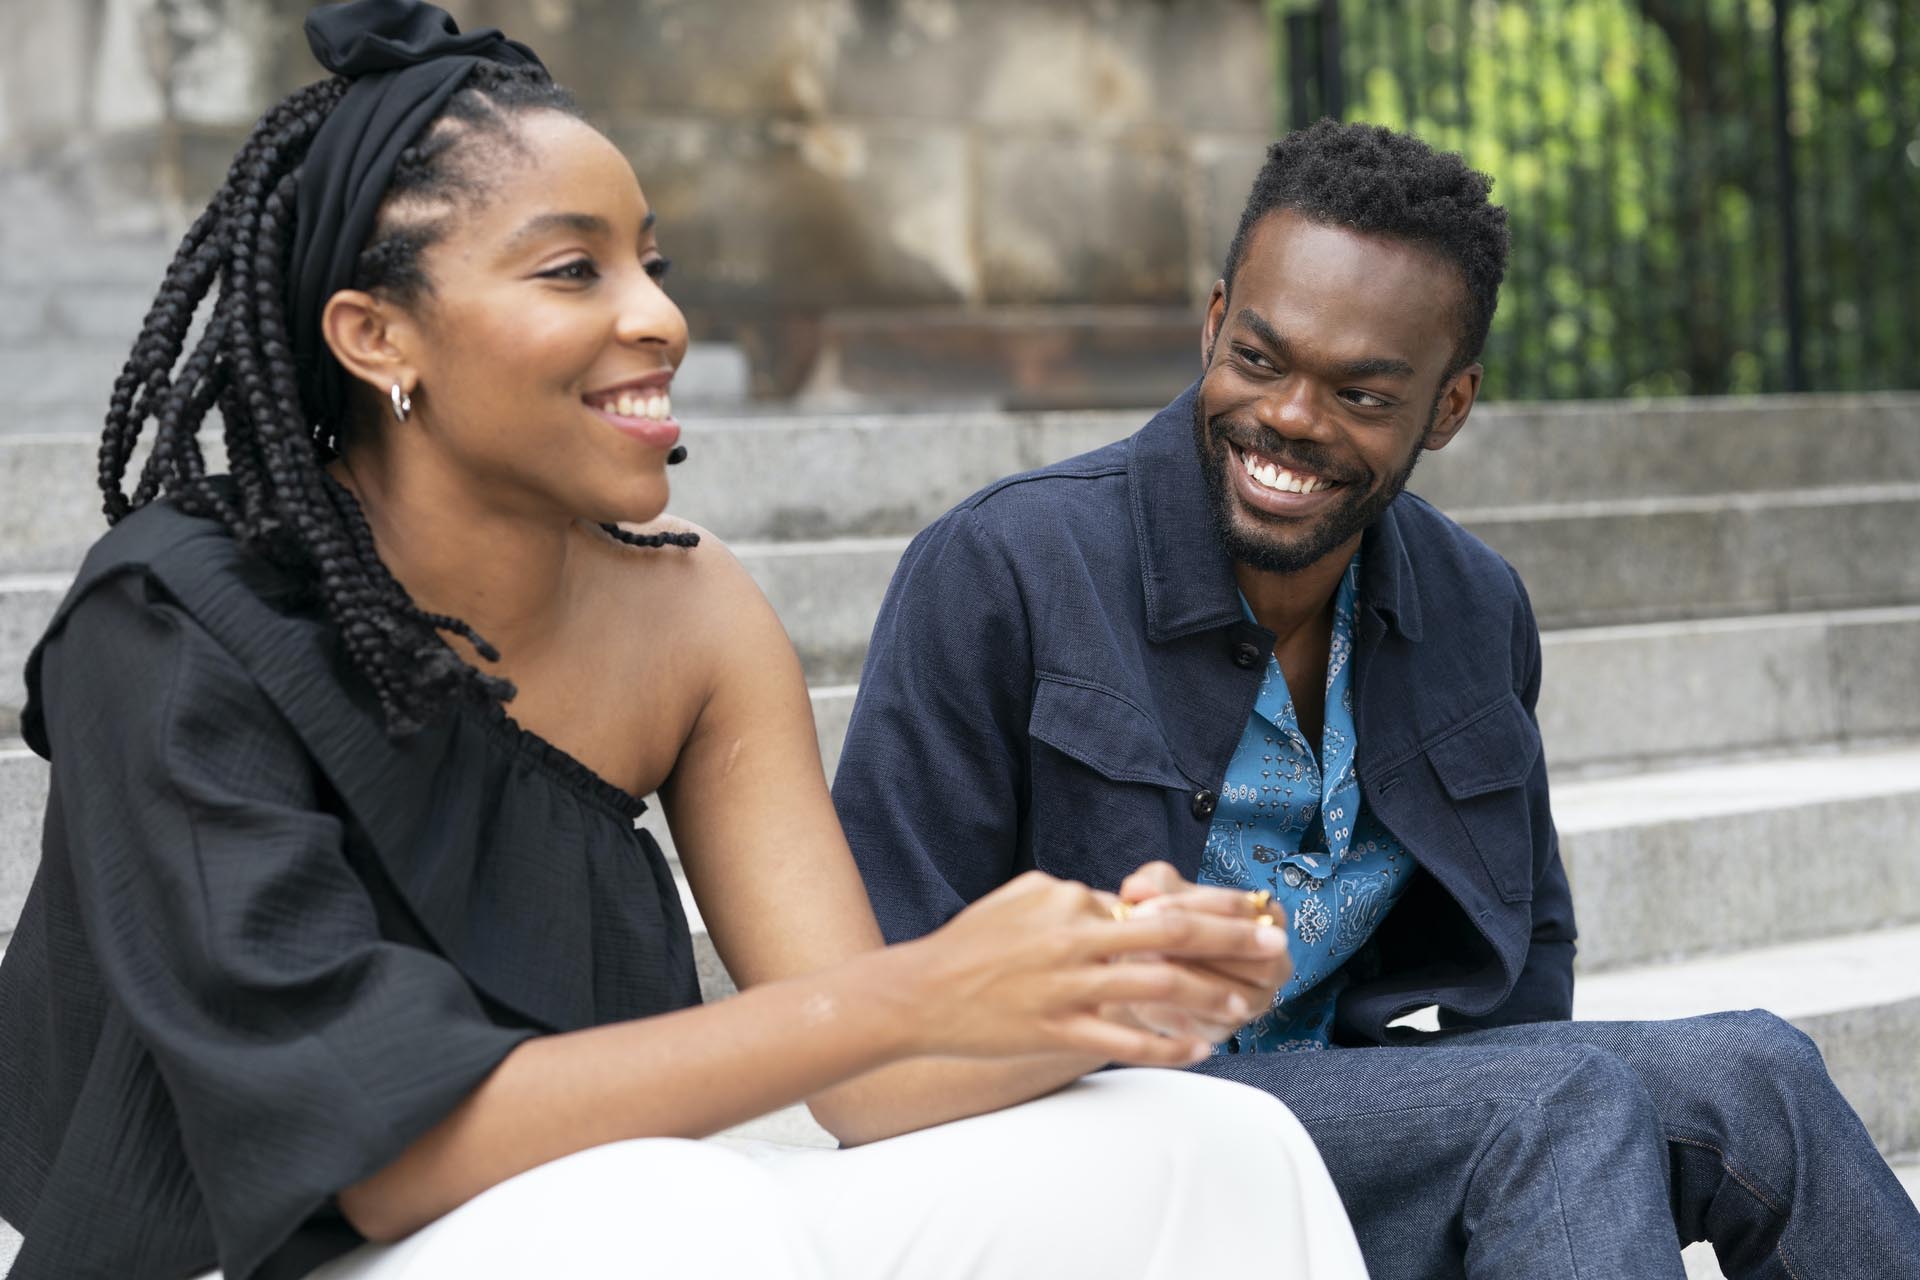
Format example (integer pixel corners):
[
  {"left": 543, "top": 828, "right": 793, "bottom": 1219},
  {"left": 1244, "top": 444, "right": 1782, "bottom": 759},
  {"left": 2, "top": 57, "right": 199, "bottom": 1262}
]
[
  {"left": 1232, "top": 641, "right": 1262, "bottom": 668},
  {"left": 1191, "top": 790, "right": 1217, "bottom": 819}
]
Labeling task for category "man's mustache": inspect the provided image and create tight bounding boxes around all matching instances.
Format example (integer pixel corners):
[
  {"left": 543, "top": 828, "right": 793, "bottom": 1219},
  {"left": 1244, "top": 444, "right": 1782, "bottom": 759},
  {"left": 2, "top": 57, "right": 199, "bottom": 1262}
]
[{"left": 1207, "top": 415, "right": 1367, "bottom": 487}]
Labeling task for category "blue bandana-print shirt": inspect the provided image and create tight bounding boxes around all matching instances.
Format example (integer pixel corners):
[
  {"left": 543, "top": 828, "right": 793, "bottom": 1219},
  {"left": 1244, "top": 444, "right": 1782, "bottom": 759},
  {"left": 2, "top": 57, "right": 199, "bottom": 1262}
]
[{"left": 1198, "top": 554, "right": 1416, "bottom": 1053}]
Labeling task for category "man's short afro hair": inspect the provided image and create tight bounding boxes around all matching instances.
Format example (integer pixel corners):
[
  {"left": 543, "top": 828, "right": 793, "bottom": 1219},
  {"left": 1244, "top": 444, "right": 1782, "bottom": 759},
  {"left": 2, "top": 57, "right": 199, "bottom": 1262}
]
[{"left": 1222, "top": 119, "right": 1511, "bottom": 372}]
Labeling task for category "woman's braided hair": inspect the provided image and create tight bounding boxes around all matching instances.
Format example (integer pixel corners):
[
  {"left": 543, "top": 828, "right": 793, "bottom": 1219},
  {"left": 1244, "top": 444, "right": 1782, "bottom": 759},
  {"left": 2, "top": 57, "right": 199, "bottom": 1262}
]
[{"left": 98, "top": 62, "right": 696, "bottom": 735}]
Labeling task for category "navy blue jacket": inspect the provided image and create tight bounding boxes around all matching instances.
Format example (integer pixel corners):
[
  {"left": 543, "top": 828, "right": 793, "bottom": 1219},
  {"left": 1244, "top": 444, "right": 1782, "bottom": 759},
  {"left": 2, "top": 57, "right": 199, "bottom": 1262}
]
[{"left": 832, "top": 385, "right": 1577, "bottom": 1044}]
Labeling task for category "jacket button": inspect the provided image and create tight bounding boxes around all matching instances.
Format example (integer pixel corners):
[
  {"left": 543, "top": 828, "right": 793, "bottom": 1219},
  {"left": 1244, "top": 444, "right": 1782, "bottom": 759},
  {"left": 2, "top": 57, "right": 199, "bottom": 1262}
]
[
  {"left": 1191, "top": 790, "right": 1217, "bottom": 820},
  {"left": 1232, "top": 641, "right": 1262, "bottom": 669}
]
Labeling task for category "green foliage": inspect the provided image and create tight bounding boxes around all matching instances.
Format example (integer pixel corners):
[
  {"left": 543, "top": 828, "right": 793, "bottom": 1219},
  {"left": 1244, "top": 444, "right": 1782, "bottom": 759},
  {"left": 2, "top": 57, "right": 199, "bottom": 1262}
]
[{"left": 1271, "top": 0, "right": 1920, "bottom": 400}]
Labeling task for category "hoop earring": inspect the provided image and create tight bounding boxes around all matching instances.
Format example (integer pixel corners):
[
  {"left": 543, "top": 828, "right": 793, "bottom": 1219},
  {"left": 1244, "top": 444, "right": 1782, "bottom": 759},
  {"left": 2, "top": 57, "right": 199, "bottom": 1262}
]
[{"left": 390, "top": 383, "right": 413, "bottom": 423}]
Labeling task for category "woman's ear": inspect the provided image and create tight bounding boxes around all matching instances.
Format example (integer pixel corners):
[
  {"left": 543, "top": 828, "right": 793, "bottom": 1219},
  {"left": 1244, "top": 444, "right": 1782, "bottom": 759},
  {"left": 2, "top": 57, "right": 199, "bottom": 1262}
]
[{"left": 321, "top": 289, "right": 420, "bottom": 399}]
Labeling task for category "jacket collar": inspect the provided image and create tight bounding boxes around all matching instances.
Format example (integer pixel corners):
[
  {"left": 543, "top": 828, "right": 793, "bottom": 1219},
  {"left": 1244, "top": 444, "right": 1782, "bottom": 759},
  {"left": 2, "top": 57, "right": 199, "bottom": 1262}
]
[
  {"left": 1360, "top": 495, "right": 1425, "bottom": 642},
  {"left": 1127, "top": 381, "right": 1424, "bottom": 645}
]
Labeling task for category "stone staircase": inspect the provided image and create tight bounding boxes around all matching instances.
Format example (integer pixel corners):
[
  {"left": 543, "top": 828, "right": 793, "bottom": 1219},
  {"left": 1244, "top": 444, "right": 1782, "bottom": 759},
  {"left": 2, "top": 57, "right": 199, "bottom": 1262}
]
[{"left": 2, "top": 242, "right": 1917, "bottom": 1274}]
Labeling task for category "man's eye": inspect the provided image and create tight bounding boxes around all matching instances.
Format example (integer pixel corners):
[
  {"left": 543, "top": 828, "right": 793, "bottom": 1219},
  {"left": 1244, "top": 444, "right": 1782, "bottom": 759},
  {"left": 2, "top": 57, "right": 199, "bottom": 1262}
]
[
  {"left": 541, "top": 259, "right": 599, "bottom": 283},
  {"left": 1234, "top": 346, "right": 1273, "bottom": 369},
  {"left": 645, "top": 257, "right": 673, "bottom": 282},
  {"left": 1344, "top": 391, "right": 1390, "bottom": 408}
]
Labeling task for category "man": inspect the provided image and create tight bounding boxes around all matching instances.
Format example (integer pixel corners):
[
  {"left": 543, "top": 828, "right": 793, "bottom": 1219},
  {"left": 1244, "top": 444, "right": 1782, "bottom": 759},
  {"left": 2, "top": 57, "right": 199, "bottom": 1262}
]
[{"left": 832, "top": 121, "right": 1920, "bottom": 1278}]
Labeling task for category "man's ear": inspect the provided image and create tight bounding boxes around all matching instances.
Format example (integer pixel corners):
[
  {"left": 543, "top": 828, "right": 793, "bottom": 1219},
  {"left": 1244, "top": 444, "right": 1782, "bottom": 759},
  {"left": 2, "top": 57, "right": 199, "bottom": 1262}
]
[
  {"left": 321, "top": 288, "right": 420, "bottom": 402},
  {"left": 1423, "top": 363, "right": 1483, "bottom": 452},
  {"left": 1201, "top": 279, "right": 1227, "bottom": 370}
]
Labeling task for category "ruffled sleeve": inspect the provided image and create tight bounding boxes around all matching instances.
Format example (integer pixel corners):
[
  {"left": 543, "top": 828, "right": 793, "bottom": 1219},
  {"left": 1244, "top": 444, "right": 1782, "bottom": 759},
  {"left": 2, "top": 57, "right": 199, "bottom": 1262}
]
[{"left": 34, "top": 570, "right": 534, "bottom": 1280}]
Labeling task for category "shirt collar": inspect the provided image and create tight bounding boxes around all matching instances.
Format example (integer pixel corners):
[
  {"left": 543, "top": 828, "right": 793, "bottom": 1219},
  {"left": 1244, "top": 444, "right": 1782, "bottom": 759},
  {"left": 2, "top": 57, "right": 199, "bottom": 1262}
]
[{"left": 1128, "top": 382, "right": 1425, "bottom": 645}]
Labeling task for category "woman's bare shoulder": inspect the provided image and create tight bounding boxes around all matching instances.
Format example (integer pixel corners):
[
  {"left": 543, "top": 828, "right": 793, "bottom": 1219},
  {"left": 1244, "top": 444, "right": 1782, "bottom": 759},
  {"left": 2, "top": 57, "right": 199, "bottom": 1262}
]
[{"left": 597, "top": 515, "right": 782, "bottom": 644}]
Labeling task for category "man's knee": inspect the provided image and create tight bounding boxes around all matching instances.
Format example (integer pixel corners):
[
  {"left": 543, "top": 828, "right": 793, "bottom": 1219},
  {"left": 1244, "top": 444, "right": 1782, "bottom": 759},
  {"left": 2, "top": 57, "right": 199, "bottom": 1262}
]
[
  {"left": 1701, "top": 1009, "right": 1826, "bottom": 1080},
  {"left": 1519, "top": 1042, "right": 1661, "bottom": 1125}
]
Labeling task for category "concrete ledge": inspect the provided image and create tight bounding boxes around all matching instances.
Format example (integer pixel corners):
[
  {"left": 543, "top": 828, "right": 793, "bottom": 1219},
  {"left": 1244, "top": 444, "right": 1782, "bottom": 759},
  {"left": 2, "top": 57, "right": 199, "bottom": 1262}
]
[
  {"left": 1461, "top": 484, "right": 1920, "bottom": 629},
  {"left": 1538, "top": 607, "right": 1920, "bottom": 774},
  {"left": 1417, "top": 392, "right": 1920, "bottom": 511},
  {"left": 1560, "top": 746, "right": 1920, "bottom": 971}
]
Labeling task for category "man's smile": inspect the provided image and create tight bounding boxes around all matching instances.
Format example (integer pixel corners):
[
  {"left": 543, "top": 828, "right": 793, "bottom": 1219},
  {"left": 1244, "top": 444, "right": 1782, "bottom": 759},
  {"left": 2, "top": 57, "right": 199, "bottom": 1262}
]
[{"left": 1226, "top": 440, "right": 1353, "bottom": 518}]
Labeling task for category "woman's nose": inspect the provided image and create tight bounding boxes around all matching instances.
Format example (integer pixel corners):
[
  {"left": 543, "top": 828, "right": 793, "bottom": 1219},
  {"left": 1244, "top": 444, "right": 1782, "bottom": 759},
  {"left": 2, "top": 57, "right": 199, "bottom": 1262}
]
[{"left": 614, "top": 269, "right": 688, "bottom": 356}]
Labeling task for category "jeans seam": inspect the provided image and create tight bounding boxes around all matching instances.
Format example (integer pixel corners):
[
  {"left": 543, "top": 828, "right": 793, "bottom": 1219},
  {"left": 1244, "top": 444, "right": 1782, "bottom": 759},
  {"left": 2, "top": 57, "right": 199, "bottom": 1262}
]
[
  {"left": 1666, "top": 1133, "right": 1790, "bottom": 1217},
  {"left": 1538, "top": 1101, "right": 1589, "bottom": 1280},
  {"left": 1667, "top": 1132, "right": 1807, "bottom": 1280},
  {"left": 1451, "top": 1098, "right": 1586, "bottom": 1278}
]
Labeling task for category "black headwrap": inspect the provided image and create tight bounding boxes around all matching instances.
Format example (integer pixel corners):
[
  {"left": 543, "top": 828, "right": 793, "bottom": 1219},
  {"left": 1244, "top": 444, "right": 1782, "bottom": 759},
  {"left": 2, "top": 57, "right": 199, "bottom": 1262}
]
[{"left": 288, "top": 0, "right": 545, "bottom": 428}]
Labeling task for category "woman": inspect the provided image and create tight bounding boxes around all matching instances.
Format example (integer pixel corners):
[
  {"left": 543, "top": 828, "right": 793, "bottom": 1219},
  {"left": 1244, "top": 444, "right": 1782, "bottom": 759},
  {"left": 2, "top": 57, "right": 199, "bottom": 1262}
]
[{"left": 0, "top": 4, "right": 1367, "bottom": 1278}]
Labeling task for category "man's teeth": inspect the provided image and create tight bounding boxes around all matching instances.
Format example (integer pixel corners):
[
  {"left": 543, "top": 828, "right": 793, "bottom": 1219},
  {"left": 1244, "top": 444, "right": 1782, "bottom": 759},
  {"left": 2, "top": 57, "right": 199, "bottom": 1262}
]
[
  {"left": 605, "top": 391, "right": 672, "bottom": 421},
  {"left": 1241, "top": 449, "right": 1334, "bottom": 495}
]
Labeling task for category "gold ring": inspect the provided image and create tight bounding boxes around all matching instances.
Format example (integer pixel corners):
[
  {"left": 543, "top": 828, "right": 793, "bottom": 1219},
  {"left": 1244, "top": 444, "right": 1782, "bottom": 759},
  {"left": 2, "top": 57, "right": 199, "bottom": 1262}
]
[
  {"left": 1108, "top": 900, "right": 1133, "bottom": 922},
  {"left": 1255, "top": 914, "right": 1275, "bottom": 929},
  {"left": 1245, "top": 889, "right": 1272, "bottom": 914}
]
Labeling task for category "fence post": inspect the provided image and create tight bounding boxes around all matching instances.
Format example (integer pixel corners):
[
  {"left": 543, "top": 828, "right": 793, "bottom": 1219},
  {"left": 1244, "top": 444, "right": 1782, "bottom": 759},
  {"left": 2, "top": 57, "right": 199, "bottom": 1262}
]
[
  {"left": 1283, "top": 0, "right": 1346, "bottom": 129},
  {"left": 1771, "top": 0, "right": 1808, "bottom": 391},
  {"left": 1319, "top": 0, "right": 1345, "bottom": 121}
]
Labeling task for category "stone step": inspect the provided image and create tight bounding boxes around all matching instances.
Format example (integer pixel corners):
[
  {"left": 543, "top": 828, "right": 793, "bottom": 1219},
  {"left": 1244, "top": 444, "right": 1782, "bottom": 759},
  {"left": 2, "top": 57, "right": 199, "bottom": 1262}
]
[
  {"left": 1416, "top": 392, "right": 1920, "bottom": 512},
  {"left": 1459, "top": 482, "right": 1920, "bottom": 629},
  {"left": 1574, "top": 924, "right": 1920, "bottom": 1158},
  {"left": 1558, "top": 745, "right": 1920, "bottom": 972},
  {"left": 0, "top": 280, "right": 161, "bottom": 346},
  {"left": 1537, "top": 605, "right": 1920, "bottom": 777},
  {"left": 6, "top": 393, "right": 1918, "bottom": 547}
]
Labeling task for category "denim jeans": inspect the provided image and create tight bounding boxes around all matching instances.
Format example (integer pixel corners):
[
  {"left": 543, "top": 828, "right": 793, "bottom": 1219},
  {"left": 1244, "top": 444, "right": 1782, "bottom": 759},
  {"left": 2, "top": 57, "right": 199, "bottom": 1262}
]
[{"left": 1194, "top": 1011, "right": 1920, "bottom": 1279}]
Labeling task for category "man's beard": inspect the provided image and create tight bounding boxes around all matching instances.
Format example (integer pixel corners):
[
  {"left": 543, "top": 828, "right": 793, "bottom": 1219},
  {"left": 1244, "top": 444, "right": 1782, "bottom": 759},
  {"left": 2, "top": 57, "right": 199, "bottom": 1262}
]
[{"left": 1192, "top": 395, "right": 1425, "bottom": 575}]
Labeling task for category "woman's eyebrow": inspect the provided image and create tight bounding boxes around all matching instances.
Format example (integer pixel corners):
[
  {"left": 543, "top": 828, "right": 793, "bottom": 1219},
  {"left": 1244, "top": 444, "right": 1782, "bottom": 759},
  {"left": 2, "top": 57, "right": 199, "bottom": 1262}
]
[{"left": 502, "top": 210, "right": 611, "bottom": 254}]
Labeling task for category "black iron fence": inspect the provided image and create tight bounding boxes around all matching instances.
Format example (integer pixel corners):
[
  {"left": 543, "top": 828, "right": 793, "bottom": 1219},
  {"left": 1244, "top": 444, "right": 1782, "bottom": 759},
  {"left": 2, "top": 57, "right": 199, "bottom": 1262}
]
[{"left": 1272, "top": 0, "right": 1919, "bottom": 400}]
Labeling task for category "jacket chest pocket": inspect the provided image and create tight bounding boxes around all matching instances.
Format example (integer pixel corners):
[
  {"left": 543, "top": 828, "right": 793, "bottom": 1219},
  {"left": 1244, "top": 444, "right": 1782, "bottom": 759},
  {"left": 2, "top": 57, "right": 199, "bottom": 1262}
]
[
  {"left": 1420, "top": 694, "right": 1544, "bottom": 904},
  {"left": 1027, "top": 676, "right": 1198, "bottom": 888}
]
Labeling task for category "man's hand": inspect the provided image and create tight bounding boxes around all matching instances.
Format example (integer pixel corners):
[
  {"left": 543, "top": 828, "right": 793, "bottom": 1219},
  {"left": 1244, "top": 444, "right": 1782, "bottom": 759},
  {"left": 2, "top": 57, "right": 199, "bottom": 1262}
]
[{"left": 1100, "top": 862, "right": 1292, "bottom": 1044}]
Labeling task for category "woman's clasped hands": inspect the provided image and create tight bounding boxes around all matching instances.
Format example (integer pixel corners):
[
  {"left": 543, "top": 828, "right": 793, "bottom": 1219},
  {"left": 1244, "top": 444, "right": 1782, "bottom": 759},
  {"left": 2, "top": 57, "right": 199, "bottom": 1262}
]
[{"left": 878, "top": 861, "right": 1291, "bottom": 1067}]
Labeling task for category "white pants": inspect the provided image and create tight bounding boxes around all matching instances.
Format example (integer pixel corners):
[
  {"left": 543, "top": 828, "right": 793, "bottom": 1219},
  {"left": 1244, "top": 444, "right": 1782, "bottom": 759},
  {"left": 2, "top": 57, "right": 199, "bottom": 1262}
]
[{"left": 292, "top": 1069, "right": 1367, "bottom": 1279}]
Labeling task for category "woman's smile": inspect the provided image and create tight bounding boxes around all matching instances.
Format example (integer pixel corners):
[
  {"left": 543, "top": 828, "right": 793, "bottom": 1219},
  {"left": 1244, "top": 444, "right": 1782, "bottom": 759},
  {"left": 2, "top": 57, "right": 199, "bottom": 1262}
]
[{"left": 584, "top": 370, "right": 680, "bottom": 451}]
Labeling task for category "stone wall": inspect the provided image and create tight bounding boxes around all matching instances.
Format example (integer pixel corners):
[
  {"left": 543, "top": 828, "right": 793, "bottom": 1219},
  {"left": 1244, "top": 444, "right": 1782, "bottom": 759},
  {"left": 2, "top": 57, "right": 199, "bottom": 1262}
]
[{"left": 0, "top": 0, "right": 1276, "bottom": 397}]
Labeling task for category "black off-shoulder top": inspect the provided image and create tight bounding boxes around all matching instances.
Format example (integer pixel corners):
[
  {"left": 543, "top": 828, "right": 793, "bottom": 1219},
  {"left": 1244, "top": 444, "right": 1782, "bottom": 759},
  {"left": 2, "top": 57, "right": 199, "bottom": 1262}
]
[{"left": 0, "top": 497, "right": 701, "bottom": 1280}]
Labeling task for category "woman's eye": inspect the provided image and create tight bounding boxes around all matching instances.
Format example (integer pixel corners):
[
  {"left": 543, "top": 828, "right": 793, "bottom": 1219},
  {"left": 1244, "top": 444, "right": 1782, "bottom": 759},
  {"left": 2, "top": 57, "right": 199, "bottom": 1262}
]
[
  {"left": 541, "top": 259, "right": 599, "bottom": 283},
  {"left": 645, "top": 257, "right": 673, "bottom": 282}
]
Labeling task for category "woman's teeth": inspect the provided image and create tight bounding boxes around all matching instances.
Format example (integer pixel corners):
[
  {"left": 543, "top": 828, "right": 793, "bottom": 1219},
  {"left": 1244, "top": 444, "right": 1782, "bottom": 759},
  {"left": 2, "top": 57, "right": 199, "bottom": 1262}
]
[
  {"left": 1241, "top": 448, "right": 1334, "bottom": 495},
  {"left": 603, "top": 391, "right": 672, "bottom": 421}
]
